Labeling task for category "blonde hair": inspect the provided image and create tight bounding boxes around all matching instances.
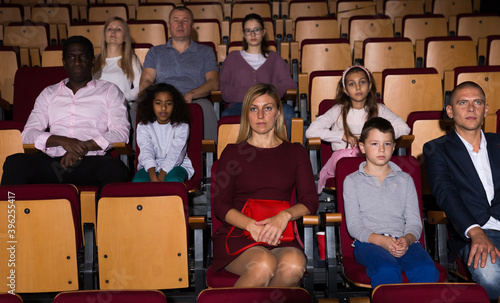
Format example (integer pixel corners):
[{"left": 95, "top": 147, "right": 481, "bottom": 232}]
[
  {"left": 93, "top": 17, "right": 136, "bottom": 82},
  {"left": 236, "top": 83, "right": 288, "bottom": 143}
]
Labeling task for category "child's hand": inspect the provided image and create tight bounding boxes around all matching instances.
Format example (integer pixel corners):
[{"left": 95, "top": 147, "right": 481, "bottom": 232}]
[
  {"left": 369, "top": 234, "right": 398, "bottom": 253},
  {"left": 342, "top": 134, "right": 359, "bottom": 148},
  {"left": 392, "top": 234, "right": 415, "bottom": 258}
]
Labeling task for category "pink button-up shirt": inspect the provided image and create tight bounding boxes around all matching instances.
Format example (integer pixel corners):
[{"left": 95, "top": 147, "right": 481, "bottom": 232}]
[{"left": 22, "top": 78, "right": 130, "bottom": 157}]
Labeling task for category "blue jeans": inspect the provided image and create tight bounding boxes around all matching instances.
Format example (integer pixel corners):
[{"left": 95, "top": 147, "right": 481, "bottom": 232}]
[
  {"left": 132, "top": 166, "right": 188, "bottom": 183},
  {"left": 222, "top": 102, "right": 295, "bottom": 139},
  {"left": 354, "top": 240, "right": 439, "bottom": 288},
  {"left": 459, "top": 229, "right": 500, "bottom": 301}
]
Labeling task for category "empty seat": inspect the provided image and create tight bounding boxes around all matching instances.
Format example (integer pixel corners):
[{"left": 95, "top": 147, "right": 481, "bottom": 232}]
[
  {"left": 372, "top": 283, "right": 489, "bottom": 303},
  {"left": 198, "top": 287, "right": 312, "bottom": 303},
  {"left": 294, "top": 16, "right": 339, "bottom": 48},
  {"left": 433, "top": 0, "right": 472, "bottom": 20},
  {"left": 32, "top": 4, "right": 72, "bottom": 45},
  {"left": 54, "top": 290, "right": 167, "bottom": 303},
  {"left": 424, "top": 36, "right": 477, "bottom": 78},
  {"left": 362, "top": 38, "right": 415, "bottom": 73},
  {"left": 88, "top": 4, "right": 128, "bottom": 22},
  {"left": 68, "top": 22, "right": 105, "bottom": 49},
  {"left": 487, "top": 35, "right": 500, "bottom": 66},
  {"left": 185, "top": 2, "right": 224, "bottom": 23},
  {"left": 192, "top": 19, "right": 221, "bottom": 46},
  {"left": 337, "top": 0, "right": 377, "bottom": 33},
  {"left": 456, "top": 13, "right": 500, "bottom": 45},
  {"left": 41, "top": 45, "right": 63, "bottom": 67},
  {"left": 136, "top": 3, "right": 175, "bottom": 32},
  {"left": 384, "top": 0, "right": 424, "bottom": 22},
  {"left": 308, "top": 70, "right": 343, "bottom": 122},
  {"left": 0, "top": 4, "right": 23, "bottom": 26},
  {"left": 0, "top": 46, "right": 20, "bottom": 105},
  {"left": 288, "top": 0, "right": 329, "bottom": 20},
  {"left": 348, "top": 15, "right": 394, "bottom": 52},
  {"left": 381, "top": 68, "right": 443, "bottom": 121},
  {"left": 232, "top": 1, "right": 271, "bottom": 19},
  {"left": 128, "top": 20, "right": 168, "bottom": 46},
  {"left": 4, "top": 22, "right": 49, "bottom": 54},
  {"left": 0, "top": 184, "right": 82, "bottom": 292},
  {"left": 402, "top": 14, "right": 447, "bottom": 45}
]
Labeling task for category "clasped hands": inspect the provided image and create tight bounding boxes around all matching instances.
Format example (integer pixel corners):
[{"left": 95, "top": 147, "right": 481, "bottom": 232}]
[
  {"left": 373, "top": 234, "right": 414, "bottom": 258},
  {"left": 58, "top": 137, "right": 93, "bottom": 169},
  {"left": 245, "top": 211, "right": 292, "bottom": 246}
]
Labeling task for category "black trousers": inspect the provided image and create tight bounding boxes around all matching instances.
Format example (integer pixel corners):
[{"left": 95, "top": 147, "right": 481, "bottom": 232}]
[{"left": 1, "top": 152, "right": 130, "bottom": 188}]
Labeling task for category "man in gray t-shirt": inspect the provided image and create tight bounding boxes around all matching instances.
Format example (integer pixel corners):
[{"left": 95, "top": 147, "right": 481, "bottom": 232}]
[{"left": 140, "top": 6, "right": 219, "bottom": 140}]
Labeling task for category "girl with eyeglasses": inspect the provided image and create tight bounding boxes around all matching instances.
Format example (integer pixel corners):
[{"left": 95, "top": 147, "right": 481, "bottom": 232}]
[{"left": 219, "top": 13, "right": 296, "bottom": 138}]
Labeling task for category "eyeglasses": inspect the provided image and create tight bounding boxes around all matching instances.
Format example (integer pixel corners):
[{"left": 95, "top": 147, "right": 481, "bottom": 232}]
[{"left": 243, "top": 28, "right": 263, "bottom": 36}]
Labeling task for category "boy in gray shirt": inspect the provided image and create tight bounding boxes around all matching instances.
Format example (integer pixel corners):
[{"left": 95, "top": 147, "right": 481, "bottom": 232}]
[{"left": 343, "top": 117, "right": 438, "bottom": 288}]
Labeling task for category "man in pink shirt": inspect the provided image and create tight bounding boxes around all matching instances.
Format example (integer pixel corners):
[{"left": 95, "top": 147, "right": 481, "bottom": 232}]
[{"left": 1, "top": 36, "right": 130, "bottom": 188}]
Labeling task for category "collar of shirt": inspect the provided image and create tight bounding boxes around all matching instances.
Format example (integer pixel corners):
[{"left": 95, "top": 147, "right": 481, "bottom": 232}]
[
  {"left": 456, "top": 129, "right": 487, "bottom": 155},
  {"left": 166, "top": 38, "right": 197, "bottom": 54},
  {"left": 357, "top": 161, "right": 401, "bottom": 178},
  {"left": 59, "top": 77, "right": 97, "bottom": 91}
]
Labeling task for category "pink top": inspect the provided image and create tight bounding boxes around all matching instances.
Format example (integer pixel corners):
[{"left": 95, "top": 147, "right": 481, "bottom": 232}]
[{"left": 22, "top": 78, "right": 130, "bottom": 157}]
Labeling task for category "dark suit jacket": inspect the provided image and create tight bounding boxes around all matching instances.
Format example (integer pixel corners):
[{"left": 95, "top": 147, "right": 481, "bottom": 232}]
[{"left": 424, "top": 131, "right": 500, "bottom": 242}]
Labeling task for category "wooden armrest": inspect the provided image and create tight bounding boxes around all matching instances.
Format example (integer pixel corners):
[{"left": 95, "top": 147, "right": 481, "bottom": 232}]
[
  {"left": 112, "top": 142, "right": 132, "bottom": 156},
  {"left": 321, "top": 213, "right": 342, "bottom": 227},
  {"left": 298, "top": 73, "right": 308, "bottom": 96},
  {"left": 290, "top": 117, "right": 303, "bottom": 144},
  {"left": 415, "top": 39, "right": 425, "bottom": 60},
  {"left": 284, "top": 89, "right": 297, "bottom": 101},
  {"left": 395, "top": 135, "right": 414, "bottom": 149},
  {"left": 202, "top": 139, "right": 216, "bottom": 153},
  {"left": 301, "top": 215, "right": 319, "bottom": 226},
  {"left": 306, "top": 137, "right": 321, "bottom": 151},
  {"left": 23, "top": 144, "right": 38, "bottom": 154},
  {"left": 189, "top": 216, "right": 207, "bottom": 229},
  {"left": 211, "top": 90, "right": 222, "bottom": 103},
  {"left": 428, "top": 210, "right": 448, "bottom": 224}
]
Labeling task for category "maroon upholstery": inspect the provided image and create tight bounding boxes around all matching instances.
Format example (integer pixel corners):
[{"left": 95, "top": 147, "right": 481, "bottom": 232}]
[
  {"left": 0, "top": 184, "right": 82, "bottom": 248},
  {"left": 198, "top": 287, "right": 312, "bottom": 303},
  {"left": 100, "top": 182, "right": 189, "bottom": 232},
  {"left": 335, "top": 156, "right": 448, "bottom": 286},
  {"left": 497, "top": 109, "right": 500, "bottom": 133},
  {"left": 0, "top": 120, "right": 25, "bottom": 131},
  {"left": 371, "top": 283, "right": 489, "bottom": 303},
  {"left": 13, "top": 66, "right": 67, "bottom": 125},
  {"left": 53, "top": 290, "right": 167, "bottom": 303}
]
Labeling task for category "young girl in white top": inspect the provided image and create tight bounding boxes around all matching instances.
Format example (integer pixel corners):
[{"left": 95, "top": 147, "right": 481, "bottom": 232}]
[
  {"left": 132, "top": 83, "right": 194, "bottom": 183},
  {"left": 305, "top": 65, "right": 410, "bottom": 190}
]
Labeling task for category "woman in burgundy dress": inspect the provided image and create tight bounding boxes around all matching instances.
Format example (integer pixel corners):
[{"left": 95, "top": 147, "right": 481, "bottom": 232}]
[{"left": 212, "top": 83, "right": 318, "bottom": 287}]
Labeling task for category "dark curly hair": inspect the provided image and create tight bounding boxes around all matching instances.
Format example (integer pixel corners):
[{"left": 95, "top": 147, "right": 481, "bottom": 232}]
[{"left": 137, "top": 83, "right": 190, "bottom": 126}]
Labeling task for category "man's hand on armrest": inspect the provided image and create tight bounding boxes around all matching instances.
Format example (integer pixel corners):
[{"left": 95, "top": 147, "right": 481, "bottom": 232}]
[
  {"left": 467, "top": 226, "right": 500, "bottom": 269},
  {"left": 46, "top": 135, "right": 88, "bottom": 157}
]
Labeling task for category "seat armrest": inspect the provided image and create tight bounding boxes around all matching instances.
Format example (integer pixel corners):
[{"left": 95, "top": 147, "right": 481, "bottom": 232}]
[
  {"left": 211, "top": 90, "right": 222, "bottom": 104},
  {"left": 395, "top": 135, "right": 414, "bottom": 150},
  {"left": 189, "top": 216, "right": 207, "bottom": 230},
  {"left": 285, "top": 88, "right": 297, "bottom": 101},
  {"left": 321, "top": 212, "right": 342, "bottom": 226},
  {"left": 112, "top": 142, "right": 132, "bottom": 156},
  {"left": 190, "top": 216, "right": 206, "bottom": 295},
  {"left": 83, "top": 222, "right": 97, "bottom": 290},
  {"left": 202, "top": 139, "right": 216, "bottom": 154},
  {"left": 290, "top": 117, "right": 303, "bottom": 144},
  {"left": 23, "top": 144, "right": 38, "bottom": 154},
  {"left": 300, "top": 215, "right": 319, "bottom": 296},
  {"left": 306, "top": 137, "right": 321, "bottom": 151},
  {"left": 427, "top": 210, "right": 448, "bottom": 225},
  {"left": 301, "top": 214, "right": 319, "bottom": 226}
]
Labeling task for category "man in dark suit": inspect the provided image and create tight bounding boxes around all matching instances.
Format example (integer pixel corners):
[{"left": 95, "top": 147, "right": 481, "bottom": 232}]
[{"left": 424, "top": 81, "right": 500, "bottom": 300}]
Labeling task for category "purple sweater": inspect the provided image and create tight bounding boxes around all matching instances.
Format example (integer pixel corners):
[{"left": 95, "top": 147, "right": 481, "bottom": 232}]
[{"left": 220, "top": 51, "right": 297, "bottom": 104}]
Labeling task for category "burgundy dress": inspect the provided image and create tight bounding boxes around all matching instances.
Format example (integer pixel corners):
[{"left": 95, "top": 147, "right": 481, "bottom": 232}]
[{"left": 211, "top": 140, "right": 319, "bottom": 271}]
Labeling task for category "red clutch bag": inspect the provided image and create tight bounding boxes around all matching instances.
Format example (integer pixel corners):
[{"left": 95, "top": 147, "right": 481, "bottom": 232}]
[{"left": 225, "top": 199, "right": 295, "bottom": 256}]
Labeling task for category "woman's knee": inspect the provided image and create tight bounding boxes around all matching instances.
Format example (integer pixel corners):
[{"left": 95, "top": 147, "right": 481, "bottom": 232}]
[{"left": 276, "top": 248, "right": 306, "bottom": 275}]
